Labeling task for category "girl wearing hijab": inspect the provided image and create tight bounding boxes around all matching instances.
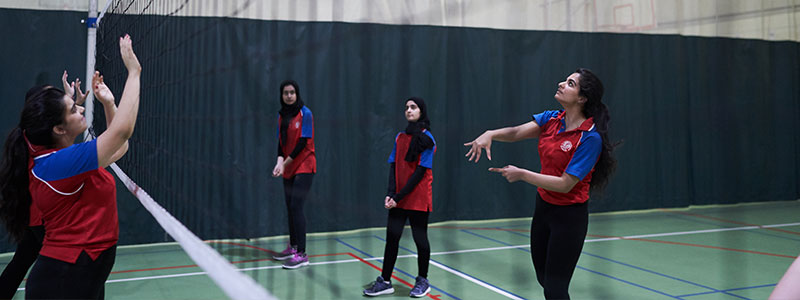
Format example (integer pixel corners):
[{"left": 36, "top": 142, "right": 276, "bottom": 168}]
[
  {"left": 364, "top": 97, "right": 436, "bottom": 298},
  {"left": 271, "top": 80, "right": 316, "bottom": 269}
]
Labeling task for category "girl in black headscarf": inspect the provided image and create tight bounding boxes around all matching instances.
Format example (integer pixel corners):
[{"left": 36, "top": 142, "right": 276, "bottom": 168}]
[
  {"left": 271, "top": 80, "right": 316, "bottom": 269},
  {"left": 364, "top": 97, "right": 436, "bottom": 298}
]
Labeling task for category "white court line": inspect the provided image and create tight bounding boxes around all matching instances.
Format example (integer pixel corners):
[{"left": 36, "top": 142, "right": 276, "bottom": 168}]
[
  {"left": 429, "top": 260, "right": 525, "bottom": 300},
  {"left": 17, "top": 221, "right": 800, "bottom": 294},
  {"left": 584, "top": 222, "right": 800, "bottom": 242}
]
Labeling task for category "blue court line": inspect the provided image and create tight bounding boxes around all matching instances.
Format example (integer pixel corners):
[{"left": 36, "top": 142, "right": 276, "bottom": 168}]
[
  {"left": 579, "top": 252, "right": 750, "bottom": 300},
  {"left": 574, "top": 266, "right": 683, "bottom": 299},
  {"left": 677, "top": 283, "right": 775, "bottom": 298},
  {"left": 497, "top": 229, "right": 751, "bottom": 299},
  {"left": 334, "top": 238, "right": 461, "bottom": 300},
  {"left": 460, "top": 229, "right": 686, "bottom": 299},
  {"left": 373, "top": 235, "right": 527, "bottom": 300}
]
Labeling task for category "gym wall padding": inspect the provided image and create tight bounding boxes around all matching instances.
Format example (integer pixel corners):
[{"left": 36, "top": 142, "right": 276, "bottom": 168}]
[{"left": 1, "top": 9, "right": 798, "bottom": 252}]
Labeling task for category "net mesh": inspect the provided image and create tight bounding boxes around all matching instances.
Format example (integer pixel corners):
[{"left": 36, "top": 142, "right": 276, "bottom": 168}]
[
  {"left": 92, "top": 0, "right": 277, "bottom": 298},
  {"left": 95, "top": 0, "right": 262, "bottom": 240}
]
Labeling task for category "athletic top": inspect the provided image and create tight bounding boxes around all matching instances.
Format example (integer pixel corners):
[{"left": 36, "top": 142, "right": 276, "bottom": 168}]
[
  {"left": 277, "top": 106, "right": 316, "bottom": 178},
  {"left": 388, "top": 131, "right": 436, "bottom": 212},
  {"left": 533, "top": 110, "right": 601, "bottom": 205},
  {"left": 28, "top": 139, "right": 118, "bottom": 263}
]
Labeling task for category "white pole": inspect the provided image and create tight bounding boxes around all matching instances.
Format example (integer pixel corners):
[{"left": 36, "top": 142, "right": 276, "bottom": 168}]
[{"left": 83, "top": 0, "right": 98, "bottom": 141}]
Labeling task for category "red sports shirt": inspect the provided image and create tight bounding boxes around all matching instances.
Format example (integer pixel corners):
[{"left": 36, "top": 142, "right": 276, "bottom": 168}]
[
  {"left": 28, "top": 139, "right": 118, "bottom": 263},
  {"left": 277, "top": 106, "right": 316, "bottom": 178},
  {"left": 388, "top": 131, "right": 436, "bottom": 212}
]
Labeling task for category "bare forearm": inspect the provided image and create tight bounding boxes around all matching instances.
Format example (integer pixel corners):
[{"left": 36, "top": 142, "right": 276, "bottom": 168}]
[
  {"left": 103, "top": 102, "right": 117, "bottom": 128},
  {"left": 108, "top": 72, "right": 141, "bottom": 140},
  {"left": 488, "top": 123, "right": 536, "bottom": 143},
  {"left": 487, "top": 127, "right": 521, "bottom": 142},
  {"left": 520, "top": 170, "right": 575, "bottom": 193}
]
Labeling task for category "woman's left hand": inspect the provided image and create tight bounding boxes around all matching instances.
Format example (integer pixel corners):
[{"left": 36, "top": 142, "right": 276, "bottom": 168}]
[
  {"left": 384, "top": 197, "right": 397, "bottom": 209},
  {"left": 488, "top": 165, "right": 525, "bottom": 183}
]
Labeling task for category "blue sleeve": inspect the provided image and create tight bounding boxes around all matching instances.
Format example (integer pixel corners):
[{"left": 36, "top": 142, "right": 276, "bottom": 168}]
[
  {"left": 532, "top": 110, "right": 561, "bottom": 127},
  {"left": 32, "top": 139, "right": 98, "bottom": 181},
  {"left": 565, "top": 132, "right": 602, "bottom": 180},
  {"left": 387, "top": 133, "right": 399, "bottom": 163},
  {"left": 418, "top": 131, "right": 436, "bottom": 168},
  {"left": 301, "top": 107, "right": 313, "bottom": 138}
]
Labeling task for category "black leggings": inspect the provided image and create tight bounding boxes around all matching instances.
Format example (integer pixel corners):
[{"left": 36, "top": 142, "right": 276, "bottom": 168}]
[
  {"left": 380, "top": 208, "right": 430, "bottom": 281},
  {"left": 283, "top": 173, "right": 314, "bottom": 253},
  {"left": 530, "top": 193, "right": 588, "bottom": 300},
  {"left": 25, "top": 245, "right": 116, "bottom": 300},
  {"left": 0, "top": 226, "right": 44, "bottom": 299}
]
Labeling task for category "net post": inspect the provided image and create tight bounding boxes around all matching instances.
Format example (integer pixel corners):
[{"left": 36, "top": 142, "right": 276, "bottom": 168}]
[{"left": 83, "top": 0, "right": 98, "bottom": 141}]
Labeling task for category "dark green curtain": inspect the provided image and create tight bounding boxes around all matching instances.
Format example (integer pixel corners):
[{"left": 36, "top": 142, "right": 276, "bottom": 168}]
[{"left": 1, "top": 9, "right": 798, "bottom": 252}]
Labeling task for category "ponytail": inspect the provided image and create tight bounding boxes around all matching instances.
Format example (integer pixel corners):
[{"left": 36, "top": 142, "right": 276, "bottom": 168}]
[
  {"left": 0, "top": 127, "right": 32, "bottom": 242},
  {"left": 575, "top": 68, "right": 621, "bottom": 193},
  {"left": 1, "top": 85, "right": 66, "bottom": 242}
]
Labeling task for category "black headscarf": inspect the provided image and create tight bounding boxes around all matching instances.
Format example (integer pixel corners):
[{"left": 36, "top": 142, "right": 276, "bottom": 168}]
[
  {"left": 404, "top": 97, "right": 434, "bottom": 162},
  {"left": 278, "top": 80, "right": 304, "bottom": 144}
]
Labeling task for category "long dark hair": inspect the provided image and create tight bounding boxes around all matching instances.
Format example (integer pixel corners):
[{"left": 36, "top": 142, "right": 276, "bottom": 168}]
[
  {"left": 0, "top": 85, "right": 66, "bottom": 242},
  {"left": 575, "top": 68, "right": 620, "bottom": 193}
]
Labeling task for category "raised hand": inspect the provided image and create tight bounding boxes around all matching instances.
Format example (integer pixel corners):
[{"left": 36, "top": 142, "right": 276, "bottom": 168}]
[
  {"left": 92, "top": 71, "right": 114, "bottom": 104},
  {"left": 61, "top": 70, "right": 73, "bottom": 98},
  {"left": 61, "top": 70, "right": 88, "bottom": 105},
  {"left": 464, "top": 131, "right": 493, "bottom": 163},
  {"left": 74, "top": 77, "right": 87, "bottom": 105},
  {"left": 119, "top": 34, "right": 141, "bottom": 73}
]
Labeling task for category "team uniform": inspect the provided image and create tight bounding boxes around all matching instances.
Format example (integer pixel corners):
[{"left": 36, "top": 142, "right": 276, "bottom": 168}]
[
  {"left": 530, "top": 110, "right": 601, "bottom": 299},
  {"left": 387, "top": 131, "right": 435, "bottom": 212},
  {"left": 277, "top": 106, "right": 316, "bottom": 178},
  {"left": 366, "top": 130, "right": 435, "bottom": 297},
  {"left": 274, "top": 105, "right": 315, "bottom": 268},
  {"left": 25, "top": 138, "right": 118, "bottom": 299}
]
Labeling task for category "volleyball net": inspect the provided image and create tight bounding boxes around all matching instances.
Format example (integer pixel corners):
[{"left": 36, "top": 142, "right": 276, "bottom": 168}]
[{"left": 90, "top": 1, "right": 275, "bottom": 299}]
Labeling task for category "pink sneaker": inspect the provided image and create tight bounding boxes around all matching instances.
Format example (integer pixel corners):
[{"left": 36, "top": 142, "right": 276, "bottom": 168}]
[
  {"left": 273, "top": 245, "right": 296, "bottom": 261},
  {"left": 282, "top": 252, "right": 309, "bottom": 269}
]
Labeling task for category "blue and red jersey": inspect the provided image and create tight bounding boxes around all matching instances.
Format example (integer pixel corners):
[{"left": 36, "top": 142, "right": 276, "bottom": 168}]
[
  {"left": 277, "top": 106, "right": 316, "bottom": 178},
  {"left": 388, "top": 131, "right": 436, "bottom": 212},
  {"left": 27, "top": 139, "right": 118, "bottom": 263},
  {"left": 533, "top": 110, "right": 602, "bottom": 205}
]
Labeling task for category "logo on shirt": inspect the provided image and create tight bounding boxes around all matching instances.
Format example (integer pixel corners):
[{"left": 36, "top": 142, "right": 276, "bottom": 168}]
[
  {"left": 295, "top": 121, "right": 300, "bottom": 129},
  {"left": 560, "top": 141, "right": 573, "bottom": 152}
]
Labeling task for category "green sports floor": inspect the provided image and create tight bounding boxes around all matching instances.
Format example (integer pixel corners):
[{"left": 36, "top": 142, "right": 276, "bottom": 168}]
[{"left": 4, "top": 200, "right": 799, "bottom": 299}]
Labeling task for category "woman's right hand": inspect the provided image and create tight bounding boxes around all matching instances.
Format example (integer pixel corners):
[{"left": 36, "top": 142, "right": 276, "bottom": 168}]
[
  {"left": 384, "top": 196, "right": 396, "bottom": 209},
  {"left": 119, "top": 34, "right": 141, "bottom": 74},
  {"left": 464, "top": 131, "right": 493, "bottom": 162},
  {"left": 272, "top": 163, "right": 284, "bottom": 177}
]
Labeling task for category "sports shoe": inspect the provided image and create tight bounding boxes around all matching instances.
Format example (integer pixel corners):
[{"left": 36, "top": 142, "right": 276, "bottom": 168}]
[
  {"left": 272, "top": 245, "right": 296, "bottom": 261},
  {"left": 282, "top": 252, "right": 309, "bottom": 269},
  {"left": 410, "top": 276, "right": 430, "bottom": 298},
  {"left": 363, "top": 276, "right": 394, "bottom": 296}
]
